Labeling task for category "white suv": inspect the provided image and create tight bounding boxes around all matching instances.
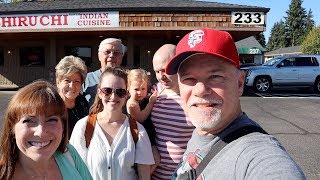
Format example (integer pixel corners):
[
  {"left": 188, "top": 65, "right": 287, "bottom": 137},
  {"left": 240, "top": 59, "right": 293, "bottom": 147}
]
[{"left": 242, "top": 55, "right": 320, "bottom": 93}]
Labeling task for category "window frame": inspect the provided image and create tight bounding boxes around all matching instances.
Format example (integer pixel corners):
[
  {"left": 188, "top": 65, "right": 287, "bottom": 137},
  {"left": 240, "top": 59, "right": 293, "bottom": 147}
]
[
  {"left": 19, "top": 46, "right": 45, "bottom": 67},
  {"left": 64, "top": 46, "right": 93, "bottom": 67}
]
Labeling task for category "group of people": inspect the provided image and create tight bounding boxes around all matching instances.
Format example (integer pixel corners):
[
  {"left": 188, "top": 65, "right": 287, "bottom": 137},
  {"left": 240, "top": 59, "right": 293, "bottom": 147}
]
[{"left": 0, "top": 28, "right": 306, "bottom": 180}]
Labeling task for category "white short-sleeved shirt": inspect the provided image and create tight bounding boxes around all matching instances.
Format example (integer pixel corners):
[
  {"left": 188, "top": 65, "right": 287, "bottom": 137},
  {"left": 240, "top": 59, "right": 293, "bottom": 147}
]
[{"left": 70, "top": 115, "right": 155, "bottom": 180}]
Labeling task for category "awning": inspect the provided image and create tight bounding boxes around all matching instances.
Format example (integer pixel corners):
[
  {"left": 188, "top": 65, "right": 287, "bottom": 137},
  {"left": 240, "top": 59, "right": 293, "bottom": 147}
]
[{"left": 237, "top": 47, "right": 264, "bottom": 55}]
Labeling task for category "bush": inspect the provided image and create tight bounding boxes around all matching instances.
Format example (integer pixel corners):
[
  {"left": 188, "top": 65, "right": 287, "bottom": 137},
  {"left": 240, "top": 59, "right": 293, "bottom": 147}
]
[{"left": 301, "top": 26, "right": 320, "bottom": 54}]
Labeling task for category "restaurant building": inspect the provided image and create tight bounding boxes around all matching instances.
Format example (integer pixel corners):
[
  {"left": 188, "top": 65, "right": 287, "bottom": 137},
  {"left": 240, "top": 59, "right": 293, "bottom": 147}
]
[{"left": 0, "top": 0, "right": 269, "bottom": 88}]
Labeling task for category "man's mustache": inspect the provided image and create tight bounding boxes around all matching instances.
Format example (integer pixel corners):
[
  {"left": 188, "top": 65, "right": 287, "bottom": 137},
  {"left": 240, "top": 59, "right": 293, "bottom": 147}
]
[{"left": 187, "top": 97, "right": 223, "bottom": 107}]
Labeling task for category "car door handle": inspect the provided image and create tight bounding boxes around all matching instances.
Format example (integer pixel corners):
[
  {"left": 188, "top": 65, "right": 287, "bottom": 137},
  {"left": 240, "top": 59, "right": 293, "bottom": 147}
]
[{"left": 292, "top": 69, "right": 297, "bottom": 71}]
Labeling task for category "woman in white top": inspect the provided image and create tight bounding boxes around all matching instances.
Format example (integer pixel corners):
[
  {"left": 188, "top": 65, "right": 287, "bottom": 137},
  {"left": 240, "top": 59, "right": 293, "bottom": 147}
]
[{"left": 70, "top": 67, "right": 154, "bottom": 180}]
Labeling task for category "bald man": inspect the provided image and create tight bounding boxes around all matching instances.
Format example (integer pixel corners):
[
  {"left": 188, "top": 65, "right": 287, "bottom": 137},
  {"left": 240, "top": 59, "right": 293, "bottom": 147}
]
[
  {"left": 151, "top": 44, "right": 195, "bottom": 179},
  {"left": 152, "top": 44, "right": 179, "bottom": 93}
]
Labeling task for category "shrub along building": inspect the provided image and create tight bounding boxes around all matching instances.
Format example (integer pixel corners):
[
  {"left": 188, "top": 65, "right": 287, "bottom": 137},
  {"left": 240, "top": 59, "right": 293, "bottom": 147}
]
[{"left": 0, "top": 0, "right": 269, "bottom": 88}]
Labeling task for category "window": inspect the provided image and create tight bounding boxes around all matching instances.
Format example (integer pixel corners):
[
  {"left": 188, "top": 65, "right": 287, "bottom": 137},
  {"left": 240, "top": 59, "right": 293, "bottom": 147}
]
[
  {"left": 20, "top": 47, "right": 45, "bottom": 66},
  {"left": 280, "top": 58, "right": 295, "bottom": 67},
  {"left": 296, "top": 57, "right": 318, "bottom": 66},
  {"left": 64, "top": 46, "right": 92, "bottom": 67},
  {"left": 0, "top": 48, "right": 3, "bottom": 66},
  {"left": 281, "top": 59, "right": 291, "bottom": 66}
]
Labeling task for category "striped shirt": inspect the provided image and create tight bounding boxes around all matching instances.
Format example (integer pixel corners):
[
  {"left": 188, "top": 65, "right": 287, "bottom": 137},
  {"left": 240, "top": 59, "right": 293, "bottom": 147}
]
[{"left": 151, "top": 92, "right": 194, "bottom": 179}]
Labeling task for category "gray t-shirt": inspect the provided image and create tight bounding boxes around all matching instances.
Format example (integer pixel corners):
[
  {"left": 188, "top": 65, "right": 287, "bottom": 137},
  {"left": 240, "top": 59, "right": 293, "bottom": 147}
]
[
  {"left": 173, "top": 114, "right": 305, "bottom": 180},
  {"left": 82, "top": 69, "right": 101, "bottom": 107}
]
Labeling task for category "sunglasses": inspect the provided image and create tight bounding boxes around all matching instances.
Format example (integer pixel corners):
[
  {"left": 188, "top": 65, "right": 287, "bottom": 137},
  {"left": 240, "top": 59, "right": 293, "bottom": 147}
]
[
  {"left": 100, "top": 87, "right": 127, "bottom": 98},
  {"left": 100, "top": 50, "right": 122, "bottom": 57}
]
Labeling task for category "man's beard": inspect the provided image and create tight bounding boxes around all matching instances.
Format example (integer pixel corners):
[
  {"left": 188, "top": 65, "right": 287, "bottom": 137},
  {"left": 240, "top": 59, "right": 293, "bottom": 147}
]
[{"left": 190, "top": 107, "right": 222, "bottom": 130}]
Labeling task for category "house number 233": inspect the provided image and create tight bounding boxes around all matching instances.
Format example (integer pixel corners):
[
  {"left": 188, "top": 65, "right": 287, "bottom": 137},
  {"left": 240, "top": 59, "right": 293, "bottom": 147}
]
[{"left": 231, "top": 12, "right": 264, "bottom": 25}]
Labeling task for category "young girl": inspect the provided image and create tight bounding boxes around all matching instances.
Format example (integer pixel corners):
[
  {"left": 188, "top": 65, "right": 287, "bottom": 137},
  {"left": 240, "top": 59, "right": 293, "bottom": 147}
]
[{"left": 126, "top": 68, "right": 160, "bottom": 174}]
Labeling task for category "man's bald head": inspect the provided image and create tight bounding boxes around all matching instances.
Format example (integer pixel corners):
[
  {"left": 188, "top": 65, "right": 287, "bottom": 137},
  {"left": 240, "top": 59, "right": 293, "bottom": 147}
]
[
  {"left": 152, "top": 44, "right": 178, "bottom": 92},
  {"left": 153, "top": 44, "right": 176, "bottom": 64}
]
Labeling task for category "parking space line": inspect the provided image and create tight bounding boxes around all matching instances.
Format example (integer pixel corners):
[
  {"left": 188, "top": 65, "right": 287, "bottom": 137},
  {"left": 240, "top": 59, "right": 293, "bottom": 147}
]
[{"left": 255, "top": 93, "right": 320, "bottom": 98}]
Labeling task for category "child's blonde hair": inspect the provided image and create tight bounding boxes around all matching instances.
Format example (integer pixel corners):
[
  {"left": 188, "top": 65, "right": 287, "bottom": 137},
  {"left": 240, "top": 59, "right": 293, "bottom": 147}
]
[{"left": 127, "top": 68, "right": 151, "bottom": 89}]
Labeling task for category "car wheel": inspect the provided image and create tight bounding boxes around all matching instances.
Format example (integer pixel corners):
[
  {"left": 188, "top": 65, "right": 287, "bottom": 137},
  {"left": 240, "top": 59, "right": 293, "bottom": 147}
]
[
  {"left": 254, "top": 77, "right": 271, "bottom": 92},
  {"left": 314, "top": 78, "right": 320, "bottom": 93}
]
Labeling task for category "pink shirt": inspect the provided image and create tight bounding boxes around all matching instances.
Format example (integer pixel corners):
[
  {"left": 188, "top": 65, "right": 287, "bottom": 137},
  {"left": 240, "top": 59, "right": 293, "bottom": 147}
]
[{"left": 151, "top": 92, "right": 194, "bottom": 179}]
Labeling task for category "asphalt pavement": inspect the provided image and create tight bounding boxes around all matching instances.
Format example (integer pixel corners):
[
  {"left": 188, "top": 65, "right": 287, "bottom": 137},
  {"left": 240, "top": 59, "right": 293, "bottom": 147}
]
[
  {"left": 241, "top": 94, "right": 320, "bottom": 180},
  {"left": 0, "top": 91, "right": 15, "bottom": 124},
  {"left": 1, "top": 90, "right": 320, "bottom": 179}
]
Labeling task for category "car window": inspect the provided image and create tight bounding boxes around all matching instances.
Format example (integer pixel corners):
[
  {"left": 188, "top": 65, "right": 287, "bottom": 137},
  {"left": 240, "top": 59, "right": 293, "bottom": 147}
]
[
  {"left": 279, "top": 58, "right": 295, "bottom": 67},
  {"left": 296, "top": 57, "right": 318, "bottom": 66},
  {"left": 263, "top": 57, "right": 282, "bottom": 66}
]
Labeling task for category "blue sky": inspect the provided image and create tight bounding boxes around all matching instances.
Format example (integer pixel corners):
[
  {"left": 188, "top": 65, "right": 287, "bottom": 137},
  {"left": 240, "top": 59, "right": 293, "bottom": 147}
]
[{"left": 205, "top": 0, "right": 320, "bottom": 42}]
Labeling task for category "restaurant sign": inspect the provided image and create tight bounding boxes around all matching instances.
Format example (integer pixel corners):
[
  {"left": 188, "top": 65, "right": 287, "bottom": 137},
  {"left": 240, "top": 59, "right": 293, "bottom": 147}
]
[{"left": 0, "top": 11, "right": 119, "bottom": 30}]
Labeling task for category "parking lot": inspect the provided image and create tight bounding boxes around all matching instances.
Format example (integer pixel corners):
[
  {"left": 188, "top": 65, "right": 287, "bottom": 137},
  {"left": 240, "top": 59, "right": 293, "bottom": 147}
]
[
  {"left": 241, "top": 89, "right": 320, "bottom": 180},
  {"left": 1, "top": 89, "right": 320, "bottom": 179}
]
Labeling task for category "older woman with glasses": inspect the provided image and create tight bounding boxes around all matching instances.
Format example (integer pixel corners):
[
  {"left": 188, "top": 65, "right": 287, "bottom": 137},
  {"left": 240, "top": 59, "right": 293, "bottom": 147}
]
[
  {"left": 55, "top": 55, "right": 89, "bottom": 138},
  {"left": 70, "top": 67, "right": 154, "bottom": 180}
]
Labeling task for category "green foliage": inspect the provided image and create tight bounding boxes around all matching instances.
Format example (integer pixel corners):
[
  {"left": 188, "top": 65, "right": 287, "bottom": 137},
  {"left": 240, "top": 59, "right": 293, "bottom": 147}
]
[
  {"left": 255, "top": 32, "right": 266, "bottom": 48},
  {"left": 300, "top": 26, "right": 320, "bottom": 54},
  {"left": 285, "top": 0, "right": 307, "bottom": 46},
  {"left": 266, "top": 20, "right": 287, "bottom": 51},
  {"left": 267, "top": 0, "right": 315, "bottom": 51},
  {"left": 305, "top": 9, "right": 315, "bottom": 33}
]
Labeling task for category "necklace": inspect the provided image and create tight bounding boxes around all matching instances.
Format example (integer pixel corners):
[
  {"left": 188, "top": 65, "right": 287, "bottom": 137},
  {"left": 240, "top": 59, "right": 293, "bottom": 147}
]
[
  {"left": 70, "top": 107, "right": 81, "bottom": 120},
  {"left": 69, "top": 100, "right": 87, "bottom": 121}
]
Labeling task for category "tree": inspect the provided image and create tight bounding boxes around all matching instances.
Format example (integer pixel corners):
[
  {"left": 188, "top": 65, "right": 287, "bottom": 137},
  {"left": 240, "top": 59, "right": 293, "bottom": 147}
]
[
  {"left": 266, "top": 0, "right": 316, "bottom": 50},
  {"left": 266, "top": 20, "right": 287, "bottom": 51},
  {"left": 255, "top": 32, "right": 266, "bottom": 48},
  {"left": 285, "top": 0, "right": 307, "bottom": 46},
  {"left": 300, "top": 26, "right": 320, "bottom": 54},
  {"left": 305, "top": 9, "right": 315, "bottom": 33}
]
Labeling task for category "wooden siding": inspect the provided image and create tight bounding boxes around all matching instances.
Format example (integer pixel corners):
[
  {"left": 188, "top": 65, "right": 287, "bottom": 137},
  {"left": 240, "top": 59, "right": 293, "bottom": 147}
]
[{"left": 119, "top": 13, "right": 258, "bottom": 29}]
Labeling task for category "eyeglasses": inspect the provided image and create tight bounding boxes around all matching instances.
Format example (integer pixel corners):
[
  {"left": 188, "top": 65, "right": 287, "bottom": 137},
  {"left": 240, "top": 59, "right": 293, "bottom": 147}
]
[
  {"left": 100, "top": 50, "right": 122, "bottom": 57},
  {"left": 100, "top": 87, "right": 127, "bottom": 98}
]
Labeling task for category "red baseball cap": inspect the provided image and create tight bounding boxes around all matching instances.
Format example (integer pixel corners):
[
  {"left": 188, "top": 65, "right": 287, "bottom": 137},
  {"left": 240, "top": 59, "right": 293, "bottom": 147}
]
[{"left": 165, "top": 28, "right": 240, "bottom": 75}]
